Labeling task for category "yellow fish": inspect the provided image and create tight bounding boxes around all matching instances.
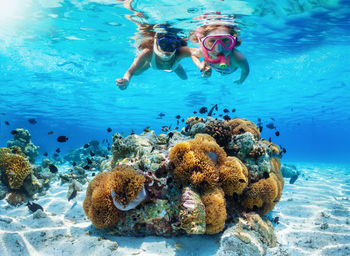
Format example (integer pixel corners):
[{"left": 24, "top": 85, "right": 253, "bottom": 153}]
[{"left": 174, "top": 243, "right": 184, "bottom": 249}]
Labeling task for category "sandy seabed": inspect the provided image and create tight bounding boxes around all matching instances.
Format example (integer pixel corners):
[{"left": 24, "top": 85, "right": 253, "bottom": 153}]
[{"left": 0, "top": 162, "right": 349, "bottom": 256}]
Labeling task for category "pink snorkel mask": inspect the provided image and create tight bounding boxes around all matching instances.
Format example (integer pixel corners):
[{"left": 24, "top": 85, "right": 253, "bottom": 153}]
[{"left": 197, "top": 34, "right": 236, "bottom": 69}]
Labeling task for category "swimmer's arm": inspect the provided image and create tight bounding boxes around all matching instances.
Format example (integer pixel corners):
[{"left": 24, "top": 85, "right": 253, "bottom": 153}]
[
  {"left": 178, "top": 47, "right": 211, "bottom": 76},
  {"left": 122, "top": 49, "right": 152, "bottom": 81},
  {"left": 233, "top": 50, "right": 249, "bottom": 84}
]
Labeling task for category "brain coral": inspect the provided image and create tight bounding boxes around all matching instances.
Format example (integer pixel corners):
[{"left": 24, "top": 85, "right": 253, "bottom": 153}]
[
  {"left": 83, "top": 165, "right": 146, "bottom": 229},
  {"left": 219, "top": 156, "right": 249, "bottom": 196},
  {"left": 201, "top": 187, "right": 227, "bottom": 234},
  {"left": 228, "top": 118, "right": 260, "bottom": 140},
  {"left": 0, "top": 147, "right": 32, "bottom": 190},
  {"left": 169, "top": 134, "right": 226, "bottom": 191}
]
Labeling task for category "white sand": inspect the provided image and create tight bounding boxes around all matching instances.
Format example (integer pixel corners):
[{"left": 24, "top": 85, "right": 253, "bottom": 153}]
[{"left": 0, "top": 162, "right": 349, "bottom": 256}]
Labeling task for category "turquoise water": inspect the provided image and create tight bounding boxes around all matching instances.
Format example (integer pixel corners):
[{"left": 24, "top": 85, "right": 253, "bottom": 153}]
[{"left": 0, "top": 0, "right": 350, "bottom": 164}]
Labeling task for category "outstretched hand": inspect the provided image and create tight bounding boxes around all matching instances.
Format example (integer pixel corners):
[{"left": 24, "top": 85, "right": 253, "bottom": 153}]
[
  {"left": 234, "top": 79, "right": 244, "bottom": 85},
  {"left": 116, "top": 78, "right": 129, "bottom": 90}
]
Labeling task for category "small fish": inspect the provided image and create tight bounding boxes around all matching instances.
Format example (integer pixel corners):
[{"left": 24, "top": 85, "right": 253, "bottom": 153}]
[
  {"left": 43, "top": 152, "right": 48, "bottom": 157},
  {"left": 57, "top": 136, "right": 68, "bottom": 143},
  {"left": 193, "top": 111, "right": 197, "bottom": 114},
  {"left": 168, "top": 132, "right": 174, "bottom": 139},
  {"left": 181, "top": 118, "right": 184, "bottom": 123},
  {"left": 11, "top": 130, "right": 18, "bottom": 135},
  {"left": 158, "top": 113, "right": 165, "bottom": 117},
  {"left": 275, "top": 131, "right": 280, "bottom": 136},
  {"left": 174, "top": 243, "right": 184, "bottom": 249},
  {"left": 268, "top": 137, "right": 272, "bottom": 142},
  {"left": 92, "top": 172, "right": 95, "bottom": 176},
  {"left": 130, "top": 129, "right": 135, "bottom": 135},
  {"left": 48, "top": 131, "right": 54, "bottom": 135},
  {"left": 44, "top": 179, "right": 49, "bottom": 184},
  {"left": 185, "top": 125, "right": 190, "bottom": 132},
  {"left": 107, "top": 146, "right": 111, "bottom": 151},
  {"left": 90, "top": 151, "right": 95, "bottom": 157},
  {"left": 258, "top": 118, "right": 261, "bottom": 122},
  {"left": 28, "top": 118, "right": 37, "bottom": 124},
  {"left": 271, "top": 118, "right": 275, "bottom": 121},
  {"left": 150, "top": 146, "right": 155, "bottom": 153},
  {"left": 83, "top": 165, "right": 90, "bottom": 170},
  {"left": 176, "top": 120, "right": 179, "bottom": 125},
  {"left": 27, "top": 202, "right": 44, "bottom": 213},
  {"left": 102, "top": 139, "right": 105, "bottom": 143},
  {"left": 282, "top": 148, "right": 287, "bottom": 154},
  {"left": 161, "top": 126, "right": 169, "bottom": 132},
  {"left": 143, "top": 127, "right": 150, "bottom": 133},
  {"left": 72, "top": 162, "right": 76, "bottom": 166},
  {"left": 232, "top": 108, "right": 236, "bottom": 113},
  {"left": 199, "top": 107, "right": 208, "bottom": 114},
  {"left": 83, "top": 144, "right": 89, "bottom": 148},
  {"left": 107, "top": 127, "right": 112, "bottom": 132},
  {"left": 290, "top": 174, "right": 299, "bottom": 184},
  {"left": 4, "top": 121, "right": 10, "bottom": 125},
  {"left": 219, "top": 114, "right": 222, "bottom": 117},
  {"left": 175, "top": 115, "right": 181, "bottom": 119},
  {"left": 87, "top": 157, "right": 92, "bottom": 164},
  {"left": 223, "top": 115, "right": 230, "bottom": 121},
  {"left": 48, "top": 164, "right": 58, "bottom": 173},
  {"left": 266, "top": 123, "right": 276, "bottom": 130},
  {"left": 207, "top": 104, "right": 218, "bottom": 116},
  {"left": 259, "top": 126, "right": 263, "bottom": 132},
  {"left": 263, "top": 172, "right": 270, "bottom": 179},
  {"left": 273, "top": 216, "right": 279, "bottom": 224},
  {"left": 223, "top": 108, "right": 229, "bottom": 113},
  {"left": 174, "top": 127, "right": 179, "bottom": 129},
  {"left": 56, "top": 148, "right": 60, "bottom": 153},
  {"left": 68, "top": 189, "right": 77, "bottom": 201}
]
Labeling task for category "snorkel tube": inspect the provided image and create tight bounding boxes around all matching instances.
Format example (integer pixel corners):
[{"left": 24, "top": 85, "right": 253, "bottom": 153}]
[{"left": 197, "top": 35, "right": 228, "bottom": 69}]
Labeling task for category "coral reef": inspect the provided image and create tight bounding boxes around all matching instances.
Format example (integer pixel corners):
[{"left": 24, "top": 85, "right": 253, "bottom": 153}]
[
  {"left": 7, "top": 128, "right": 39, "bottom": 163},
  {"left": 0, "top": 147, "right": 32, "bottom": 190},
  {"left": 6, "top": 192, "right": 26, "bottom": 206}
]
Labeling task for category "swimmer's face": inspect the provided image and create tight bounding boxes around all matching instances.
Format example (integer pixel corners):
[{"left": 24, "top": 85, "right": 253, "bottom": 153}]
[{"left": 206, "top": 27, "right": 232, "bottom": 56}]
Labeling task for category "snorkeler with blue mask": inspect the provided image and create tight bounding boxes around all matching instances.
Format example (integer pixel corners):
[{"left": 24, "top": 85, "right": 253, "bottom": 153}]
[{"left": 116, "top": 27, "right": 204, "bottom": 90}]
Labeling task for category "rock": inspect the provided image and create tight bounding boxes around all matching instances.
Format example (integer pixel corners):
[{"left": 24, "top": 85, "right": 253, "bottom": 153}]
[
  {"left": 32, "top": 209, "right": 47, "bottom": 219},
  {"left": 7, "top": 128, "right": 39, "bottom": 163},
  {"left": 280, "top": 164, "right": 300, "bottom": 178}
]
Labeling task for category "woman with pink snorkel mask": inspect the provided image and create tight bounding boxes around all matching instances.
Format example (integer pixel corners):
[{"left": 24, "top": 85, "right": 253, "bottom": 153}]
[
  {"left": 193, "top": 24, "right": 249, "bottom": 84},
  {"left": 116, "top": 24, "right": 204, "bottom": 90}
]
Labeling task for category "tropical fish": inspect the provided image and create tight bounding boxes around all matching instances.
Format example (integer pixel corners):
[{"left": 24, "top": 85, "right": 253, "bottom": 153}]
[
  {"left": 181, "top": 118, "right": 184, "bottom": 122},
  {"left": 176, "top": 120, "right": 179, "bottom": 125},
  {"left": 199, "top": 107, "right": 207, "bottom": 114},
  {"left": 158, "top": 113, "right": 165, "bottom": 118},
  {"left": 275, "top": 131, "right": 280, "bottom": 136},
  {"left": 130, "top": 129, "right": 135, "bottom": 135},
  {"left": 11, "top": 130, "right": 18, "bottom": 135},
  {"left": 48, "top": 164, "right": 58, "bottom": 173},
  {"left": 28, "top": 118, "right": 37, "bottom": 124},
  {"left": 175, "top": 115, "right": 181, "bottom": 119},
  {"left": 4, "top": 121, "right": 9, "bottom": 125},
  {"left": 273, "top": 216, "right": 279, "bottom": 224},
  {"left": 83, "top": 144, "right": 89, "bottom": 148},
  {"left": 259, "top": 126, "right": 263, "bottom": 132},
  {"left": 161, "top": 126, "right": 169, "bottom": 132},
  {"left": 268, "top": 137, "right": 272, "bottom": 142},
  {"left": 174, "top": 127, "right": 179, "bottom": 129},
  {"left": 207, "top": 104, "right": 218, "bottom": 116},
  {"left": 87, "top": 158, "right": 92, "bottom": 164},
  {"left": 27, "top": 202, "right": 44, "bottom": 213},
  {"left": 223, "top": 108, "right": 229, "bottom": 113},
  {"left": 68, "top": 189, "right": 77, "bottom": 201},
  {"left": 107, "top": 127, "right": 112, "bottom": 132},
  {"left": 232, "top": 108, "right": 236, "bottom": 112},
  {"left": 266, "top": 123, "right": 276, "bottom": 129},
  {"left": 48, "top": 131, "right": 54, "bottom": 135},
  {"left": 193, "top": 111, "right": 197, "bottom": 114},
  {"left": 143, "top": 127, "right": 150, "bottom": 133},
  {"left": 223, "top": 115, "right": 230, "bottom": 121},
  {"left": 57, "top": 136, "right": 68, "bottom": 142},
  {"left": 90, "top": 151, "right": 95, "bottom": 157},
  {"left": 43, "top": 152, "right": 48, "bottom": 157},
  {"left": 56, "top": 148, "right": 60, "bottom": 153},
  {"left": 72, "top": 162, "right": 76, "bottom": 166}
]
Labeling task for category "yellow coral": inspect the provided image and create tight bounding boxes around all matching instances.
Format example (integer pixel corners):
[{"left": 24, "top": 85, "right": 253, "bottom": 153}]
[
  {"left": 201, "top": 188, "right": 227, "bottom": 234},
  {"left": 228, "top": 118, "right": 260, "bottom": 139},
  {"left": 219, "top": 156, "right": 248, "bottom": 196},
  {"left": 169, "top": 134, "right": 226, "bottom": 191},
  {"left": 0, "top": 147, "right": 32, "bottom": 189},
  {"left": 83, "top": 172, "right": 122, "bottom": 229}
]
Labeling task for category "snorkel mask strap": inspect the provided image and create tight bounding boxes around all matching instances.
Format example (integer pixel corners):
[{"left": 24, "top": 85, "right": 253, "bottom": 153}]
[{"left": 197, "top": 35, "right": 229, "bottom": 69}]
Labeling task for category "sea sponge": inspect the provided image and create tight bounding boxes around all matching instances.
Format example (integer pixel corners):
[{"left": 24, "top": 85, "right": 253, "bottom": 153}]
[
  {"left": 261, "top": 139, "right": 281, "bottom": 156},
  {"left": 83, "top": 171, "right": 122, "bottom": 229},
  {"left": 201, "top": 187, "right": 227, "bottom": 234},
  {"left": 83, "top": 165, "right": 146, "bottom": 229},
  {"left": 169, "top": 134, "right": 226, "bottom": 191},
  {"left": 241, "top": 171, "right": 283, "bottom": 215},
  {"left": 219, "top": 156, "right": 249, "bottom": 196},
  {"left": 0, "top": 147, "right": 32, "bottom": 190},
  {"left": 228, "top": 118, "right": 260, "bottom": 140}
]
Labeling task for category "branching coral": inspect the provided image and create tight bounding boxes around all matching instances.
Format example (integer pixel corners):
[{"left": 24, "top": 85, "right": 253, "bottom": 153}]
[
  {"left": 83, "top": 165, "right": 146, "bottom": 229},
  {"left": 219, "top": 156, "right": 249, "bottom": 196},
  {"left": 201, "top": 187, "right": 227, "bottom": 234},
  {"left": 0, "top": 147, "right": 32, "bottom": 190},
  {"left": 169, "top": 134, "right": 226, "bottom": 191}
]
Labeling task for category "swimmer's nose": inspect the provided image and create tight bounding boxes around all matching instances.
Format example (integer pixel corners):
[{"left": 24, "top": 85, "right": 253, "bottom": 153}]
[{"left": 215, "top": 44, "right": 224, "bottom": 53}]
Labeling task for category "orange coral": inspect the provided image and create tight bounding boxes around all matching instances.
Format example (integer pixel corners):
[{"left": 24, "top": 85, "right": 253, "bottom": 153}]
[
  {"left": 0, "top": 147, "right": 32, "bottom": 190},
  {"left": 201, "top": 187, "right": 227, "bottom": 234},
  {"left": 261, "top": 139, "right": 281, "bottom": 156},
  {"left": 169, "top": 134, "right": 226, "bottom": 191},
  {"left": 204, "top": 119, "right": 232, "bottom": 148},
  {"left": 228, "top": 118, "right": 260, "bottom": 139},
  {"left": 219, "top": 156, "right": 248, "bottom": 196},
  {"left": 83, "top": 165, "right": 146, "bottom": 229}
]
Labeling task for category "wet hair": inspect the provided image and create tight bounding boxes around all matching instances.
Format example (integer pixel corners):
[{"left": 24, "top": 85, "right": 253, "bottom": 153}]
[
  {"left": 190, "top": 24, "right": 241, "bottom": 47},
  {"left": 138, "top": 32, "right": 187, "bottom": 50}
]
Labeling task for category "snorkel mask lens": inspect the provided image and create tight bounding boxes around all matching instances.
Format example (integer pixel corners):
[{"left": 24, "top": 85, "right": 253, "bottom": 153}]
[
  {"left": 202, "top": 35, "right": 236, "bottom": 51},
  {"left": 157, "top": 36, "right": 181, "bottom": 52}
]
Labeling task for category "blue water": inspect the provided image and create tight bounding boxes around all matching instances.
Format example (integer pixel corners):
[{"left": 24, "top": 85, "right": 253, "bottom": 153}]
[{"left": 0, "top": 0, "right": 350, "bottom": 164}]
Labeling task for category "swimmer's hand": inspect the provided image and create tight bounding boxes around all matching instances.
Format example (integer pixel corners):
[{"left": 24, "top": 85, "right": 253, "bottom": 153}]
[
  {"left": 234, "top": 79, "right": 244, "bottom": 85},
  {"left": 116, "top": 78, "right": 129, "bottom": 90},
  {"left": 200, "top": 63, "right": 212, "bottom": 78}
]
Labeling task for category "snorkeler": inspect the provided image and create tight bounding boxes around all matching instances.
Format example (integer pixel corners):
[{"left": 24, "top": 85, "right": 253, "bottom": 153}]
[
  {"left": 116, "top": 28, "right": 203, "bottom": 90},
  {"left": 194, "top": 24, "right": 250, "bottom": 84}
]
